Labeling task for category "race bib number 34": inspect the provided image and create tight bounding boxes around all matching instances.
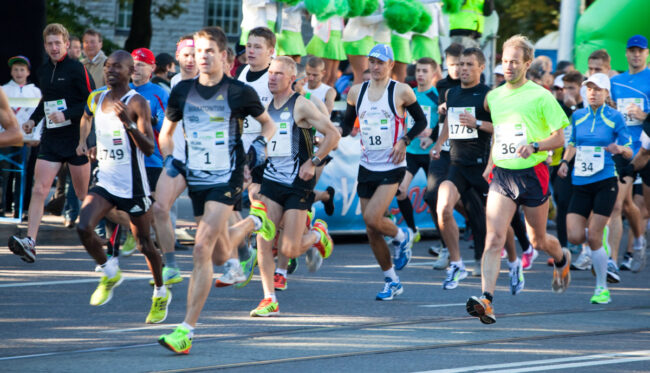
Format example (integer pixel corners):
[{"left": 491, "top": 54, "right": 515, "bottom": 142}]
[
  {"left": 494, "top": 123, "right": 527, "bottom": 160},
  {"left": 574, "top": 145, "right": 604, "bottom": 177},
  {"left": 447, "top": 107, "right": 478, "bottom": 139},
  {"left": 188, "top": 130, "right": 230, "bottom": 171}
]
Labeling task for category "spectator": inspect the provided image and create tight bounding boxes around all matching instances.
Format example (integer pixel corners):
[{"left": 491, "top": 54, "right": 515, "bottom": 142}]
[
  {"left": 151, "top": 53, "right": 175, "bottom": 93},
  {"left": 555, "top": 60, "right": 575, "bottom": 75},
  {"left": 493, "top": 64, "right": 504, "bottom": 87},
  {"left": 81, "top": 29, "right": 107, "bottom": 87},
  {"left": 68, "top": 36, "right": 82, "bottom": 60}
]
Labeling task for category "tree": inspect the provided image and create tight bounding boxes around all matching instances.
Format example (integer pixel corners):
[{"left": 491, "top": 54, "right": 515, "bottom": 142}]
[
  {"left": 495, "top": 0, "right": 561, "bottom": 53},
  {"left": 124, "top": 0, "right": 189, "bottom": 51}
]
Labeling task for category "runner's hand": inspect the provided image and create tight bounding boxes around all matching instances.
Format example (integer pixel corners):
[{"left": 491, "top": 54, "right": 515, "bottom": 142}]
[
  {"left": 76, "top": 142, "right": 88, "bottom": 157},
  {"left": 89, "top": 146, "right": 97, "bottom": 162},
  {"left": 459, "top": 112, "right": 477, "bottom": 128},
  {"left": 298, "top": 160, "right": 316, "bottom": 181},
  {"left": 438, "top": 102, "right": 447, "bottom": 115},
  {"left": 390, "top": 139, "right": 407, "bottom": 164},
  {"left": 430, "top": 144, "right": 441, "bottom": 160},
  {"left": 47, "top": 111, "right": 65, "bottom": 124},
  {"left": 627, "top": 104, "right": 648, "bottom": 122},
  {"left": 558, "top": 162, "right": 568, "bottom": 178},
  {"left": 516, "top": 144, "right": 534, "bottom": 159},
  {"left": 420, "top": 137, "right": 433, "bottom": 149},
  {"left": 114, "top": 101, "right": 131, "bottom": 127},
  {"left": 23, "top": 120, "right": 35, "bottom": 134},
  {"left": 482, "top": 166, "right": 491, "bottom": 182},
  {"left": 605, "top": 143, "right": 621, "bottom": 155}
]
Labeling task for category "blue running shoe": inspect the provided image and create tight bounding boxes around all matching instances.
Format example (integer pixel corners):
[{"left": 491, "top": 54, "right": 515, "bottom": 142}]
[
  {"left": 376, "top": 277, "right": 403, "bottom": 301},
  {"left": 393, "top": 228, "right": 413, "bottom": 270}
]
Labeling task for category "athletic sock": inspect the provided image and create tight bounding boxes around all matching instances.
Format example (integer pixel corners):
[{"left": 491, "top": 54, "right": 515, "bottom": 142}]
[
  {"left": 393, "top": 228, "right": 406, "bottom": 243},
  {"left": 165, "top": 252, "right": 177, "bottom": 268},
  {"left": 264, "top": 293, "right": 277, "bottom": 302},
  {"left": 482, "top": 291, "right": 493, "bottom": 302},
  {"left": 275, "top": 268, "right": 287, "bottom": 277},
  {"left": 554, "top": 253, "right": 567, "bottom": 268},
  {"left": 227, "top": 258, "right": 240, "bottom": 268},
  {"left": 102, "top": 257, "right": 119, "bottom": 278},
  {"left": 591, "top": 247, "right": 608, "bottom": 289},
  {"left": 249, "top": 215, "right": 262, "bottom": 231},
  {"left": 450, "top": 260, "right": 463, "bottom": 269},
  {"left": 312, "top": 230, "right": 322, "bottom": 245},
  {"left": 153, "top": 285, "right": 167, "bottom": 298},
  {"left": 180, "top": 322, "right": 194, "bottom": 339},
  {"left": 633, "top": 235, "right": 644, "bottom": 249},
  {"left": 523, "top": 245, "right": 533, "bottom": 255},
  {"left": 383, "top": 266, "right": 399, "bottom": 283},
  {"left": 397, "top": 197, "right": 416, "bottom": 231},
  {"left": 508, "top": 258, "right": 519, "bottom": 270}
]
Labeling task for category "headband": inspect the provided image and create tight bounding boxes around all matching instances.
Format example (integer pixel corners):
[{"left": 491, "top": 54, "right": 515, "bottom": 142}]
[{"left": 176, "top": 39, "right": 195, "bottom": 54}]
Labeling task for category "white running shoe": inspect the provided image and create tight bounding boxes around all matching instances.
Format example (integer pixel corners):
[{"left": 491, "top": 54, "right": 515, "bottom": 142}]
[{"left": 432, "top": 248, "right": 450, "bottom": 270}]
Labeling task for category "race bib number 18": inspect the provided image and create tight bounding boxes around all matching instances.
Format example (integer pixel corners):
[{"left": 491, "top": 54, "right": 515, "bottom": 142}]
[
  {"left": 494, "top": 123, "right": 527, "bottom": 160},
  {"left": 361, "top": 112, "right": 393, "bottom": 151}
]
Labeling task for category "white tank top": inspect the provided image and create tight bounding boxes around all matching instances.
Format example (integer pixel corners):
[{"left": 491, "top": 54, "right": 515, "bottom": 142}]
[
  {"left": 305, "top": 83, "right": 332, "bottom": 104},
  {"left": 356, "top": 80, "right": 406, "bottom": 171},
  {"left": 94, "top": 90, "right": 150, "bottom": 198},
  {"left": 238, "top": 64, "right": 273, "bottom": 151}
]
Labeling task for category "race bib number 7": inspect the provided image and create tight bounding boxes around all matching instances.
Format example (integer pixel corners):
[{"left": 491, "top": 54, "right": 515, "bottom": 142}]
[{"left": 494, "top": 123, "right": 527, "bottom": 160}]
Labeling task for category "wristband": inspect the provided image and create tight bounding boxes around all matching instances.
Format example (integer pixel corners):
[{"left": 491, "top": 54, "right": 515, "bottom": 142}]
[{"left": 476, "top": 120, "right": 483, "bottom": 128}]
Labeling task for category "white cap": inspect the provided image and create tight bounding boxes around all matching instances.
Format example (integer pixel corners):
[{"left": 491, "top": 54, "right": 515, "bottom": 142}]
[
  {"left": 494, "top": 64, "right": 504, "bottom": 75},
  {"left": 582, "top": 73, "right": 610, "bottom": 92},
  {"left": 553, "top": 74, "right": 564, "bottom": 88}
]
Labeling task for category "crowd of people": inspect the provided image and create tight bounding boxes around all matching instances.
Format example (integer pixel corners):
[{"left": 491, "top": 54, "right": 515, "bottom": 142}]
[{"left": 0, "top": 0, "right": 649, "bottom": 357}]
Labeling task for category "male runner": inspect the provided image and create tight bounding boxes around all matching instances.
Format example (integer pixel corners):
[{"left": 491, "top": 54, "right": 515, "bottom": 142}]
[
  {"left": 75, "top": 51, "right": 169, "bottom": 323},
  {"left": 304, "top": 57, "right": 337, "bottom": 114},
  {"left": 341, "top": 44, "right": 428, "bottom": 300},
  {"left": 250, "top": 56, "right": 339, "bottom": 316},
  {"left": 466, "top": 35, "right": 571, "bottom": 324},
  {"left": 158, "top": 26, "right": 276, "bottom": 354},
  {"left": 9, "top": 23, "right": 95, "bottom": 263}
]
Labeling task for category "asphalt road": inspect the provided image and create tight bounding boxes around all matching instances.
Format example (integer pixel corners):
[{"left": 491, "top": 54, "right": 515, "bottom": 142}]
[{"left": 1, "top": 217, "right": 650, "bottom": 373}]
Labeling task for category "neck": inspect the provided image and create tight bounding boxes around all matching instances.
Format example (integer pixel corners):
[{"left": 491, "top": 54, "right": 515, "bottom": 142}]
[
  {"left": 87, "top": 51, "right": 97, "bottom": 60},
  {"left": 590, "top": 103, "right": 604, "bottom": 111},
  {"left": 417, "top": 82, "right": 433, "bottom": 92},
  {"left": 108, "top": 83, "right": 130, "bottom": 97},
  {"left": 199, "top": 70, "right": 224, "bottom": 86},
  {"left": 371, "top": 75, "right": 391, "bottom": 88},
  {"left": 630, "top": 65, "right": 645, "bottom": 75},
  {"left": 506, "top": 75, "right": 528, "bottom": 90},
  {"left": 461, "top": 80, "right": 479, "bottom": 89},
  {"left": 307, "top": 81, "right": 321, "bottom": 90},
  {"left": 181, "top": 69, "right": 197, "bottom": 80},
  {"left": 249, "top": 62, "right": 269, "bottom": 72},
  {"left": 14, "top": 80, "right": 27, "bottom": 86},
  {"left": 273, "top": 88, "right": 294, "bottom": 108}
]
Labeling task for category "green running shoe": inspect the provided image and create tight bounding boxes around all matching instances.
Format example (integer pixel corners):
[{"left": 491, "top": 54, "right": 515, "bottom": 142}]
[
  {"left": 590, "top": 287, "right": 611, "bottom": 304},
  {"left": 146, "top": 289, "right": 172, "bottom": 324},
  {"left": 150, "top": 266, "right": 183, "bottom": 286},
  {"left": 235, "top": 247, "right": 257, "bottom": 289},
  {"left": 90, "top": 270, "right": 123, "bottom": 306},
  {"left": 159, "top": 325, "right": 192, "bottom": 354},
  {"left": 250, "top": 297, "right": 279, "bottom": 317},
  {"left": 312, "top": 219, "right": 333, "bottom": 259},
  {"left": 413, "top": 228, "right": 421, "bottom": 243},
  {"left": 250, "top": 201, "right": 276, "bottom": 241},
  {"left": 121, "top": 233, "right": 137, "bottom": 257}
]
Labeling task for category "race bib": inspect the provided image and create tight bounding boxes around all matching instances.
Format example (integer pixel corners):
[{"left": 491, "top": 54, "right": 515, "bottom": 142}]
[
  {"left": 447, "top": 107, "right": 478, "bottom": 139},
  {"left": 361, "top": 112, "right": 393, "bottom": 151},
  {"left": 408, "top": 105, "right": 432, "bottom": 130},
  {"left": 268, "top": 122, "right": 291, "bottom": 157},
  {"left": 574, "top": 145, "right": 604, "bottom": 177},
  {"left": 97, "top": 128, "right": 128, "bottom": 166},
  {"left": 187, "top": 129, "right": 230, "bottom": 171},
  {"left": 44, "top": 99, "right": 72, "bottom": 129},
  {"left": 243, "top": 116, "right": 262, "bottom": 134},
  {"left": 438, "top": 124, "right": 450, "bottom": 151},
  {"left": 617, "top": 98, "right": 644, "bottom": 126},
  {"left": 494, "top": 123, "right": 527, "bottom": 160}
]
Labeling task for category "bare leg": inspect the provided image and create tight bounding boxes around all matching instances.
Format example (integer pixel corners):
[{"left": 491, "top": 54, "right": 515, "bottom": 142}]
[
  {"left": 76, "top": 193, "right": 117, "bottom": 264},
  {"left": 482, "top": 192, "right": 517, "bottom": 294},
  {"left": 360, "top": 184, "right": 400, "bottom": 271},
  {"left": 27, "top": 160, "right": 62, "bottom": 240},
  {"left": 256, "top": 196, "right": 284, "bottom": 298},
  {"left": 437, "top": 181, "right": 461, "bottom": 262},
  {"left": 130, "top": 210, "right": 163, "bottom": 287},
  {"left": 348, "top": 55, "right": 369, "bottom": 85},
  {"left": 152, "top": 172, "right": 186, "bottom": 255},
  {"left": 392, "top": 61, "right": 407, "bottom": 83}
]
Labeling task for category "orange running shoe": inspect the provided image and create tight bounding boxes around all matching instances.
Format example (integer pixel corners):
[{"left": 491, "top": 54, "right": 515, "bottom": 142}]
[{"left": 466, "top": 295, "right": 496, "bottom": 324}]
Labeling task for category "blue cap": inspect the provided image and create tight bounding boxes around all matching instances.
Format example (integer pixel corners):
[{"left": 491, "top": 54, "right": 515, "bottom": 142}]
[
  {"left": 627, "top": 35, "right": 648, "bottom": 49},
  {"left": 368, "top": 44, "right": 394, "bottom": 62}
]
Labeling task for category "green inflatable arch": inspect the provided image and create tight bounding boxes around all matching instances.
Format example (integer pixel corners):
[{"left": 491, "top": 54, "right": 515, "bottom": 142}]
[{"left": 574, "top": 0, "right": 650, "bottom": 72}]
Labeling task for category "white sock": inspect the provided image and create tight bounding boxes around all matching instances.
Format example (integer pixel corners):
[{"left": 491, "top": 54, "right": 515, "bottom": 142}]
[
  {"left": 393, "top": 228, "right": 405, "bottom": 243},
  {"left": 264, "top": 293, "right": 277, "bottom": 302},
  {"left": 153, "top": 285, "right": 166, "bottom": 298},
  {"left": 226, "top": 258, "right": 240, "bottom": 267},
  {"left": 383, "top": 266, "right": 399, "bottom": 283},
  {"left": 180, "top": 322, "right": 194, "bottom": 338},
  {"left": 524, "top": 245, "right": 533, "bottom": 254},
  {"left": 275, "top": 268, "right": 287, "bottom": 277},
  {"left": 508, "top": 258, "right": 519, "bottom": 270},
  {"left": 102, "top": 257, "right": 119, "bottom": 279},
  {"left": 450, "top": 260, "right": 463, "bottom": 269},
  {"left": 312, "top": 230, "right": 321, "bottom": 245},
  {"left": 249, "top": 215, "right": 262, "bottom": 231},
  {"left": 633, "top": 235, "right": 644, "bottom": 249},
  {"left": 591, "top": 247, "right": 608, "bottom": 289}
]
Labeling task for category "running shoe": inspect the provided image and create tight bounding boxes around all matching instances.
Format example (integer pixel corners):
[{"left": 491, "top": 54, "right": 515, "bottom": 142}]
[
  {"left": 250, "top": 200, "right": 276, "bottom": 241},
  {"left": 413, "top": 227, "right": 421, "bottom": 243},
  {"left": 631, "top": 236, "right": 647, "bottom": 273},
  {"left": 393, "top": 228, "right": 413, "bottom": 271},
  {"left": 312, "top": 219, "right": 333, "bottom": 259},
  {"left": 521, "top": 246, "right": 538, "bottom": 270},
  {"left": 428, "top": 244, "right": 442, "bottom": 257},
  {"left": 619, "top": 252, "right": 633, "bottom": 271},
  {"left": 274, "top": 273, "right": 287, "bottom": 291},
  {"left": 376, "top": 277, "right": 403, "bottom": 301},
  {"left": 150, "top": 266, "right": 183, "bottom": 286},
  {"left": 121, "top": 233, "right": 137, "bottom": 257},
  {"left": 90, "top": 270, "right": 123, "bottom": 306},
  {"left": 432, "top": 248, "right": 450, "bottom": 270},
  {"left": 250, "top": 298, "right": 279, "bottom": 317},
  {"left": 158, "top": 326, "right": 192, "bottom": 354},
  {"left": 466, "top": 295, "right": 496, "bottom": 324},
  {"left": 324, "top": 186, "right": 335, "bottom": 216},
  {"left": 8, "top": 235, "right": 36, "bottom": 263},
  {"left": 287, "top": 258, "right": 298, "bottom": 274},
  {"left": 146, "top": 289, "right": 172, "bottom": 324},
  {"left": 606, "top": 259, "right": 621, "bottom": 284},
  {"left": 509, "top": 259, "right": 525, "bottom": 295},
  {"left": 571, "top": 247, "right": 592, "bottom": 271},
  {"left": 215, "top": 261, "right": 246, "bottom": 287},
  {"left": 442, "top": 264, "right": 467, "bottom": 290},
  {"left": 590, "top": 287, "right": 611, "bottom": 304},
  {"left": 305, "top": 246, "right": 323, "bottom": 273},
  {"left": 235, "top": 247, "right": 257, "bottom": 289},
  {"left": 551, "top": 248, "right": 572, "bottom": 293}
]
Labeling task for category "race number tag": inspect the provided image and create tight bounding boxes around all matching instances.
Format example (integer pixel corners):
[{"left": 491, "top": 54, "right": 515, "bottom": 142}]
[
  {"left": 494, "top": 123, "right": 527, "bottom": 160},
  {"left": 268, "top": 122, "right": 291, "bottom": 157},
  {"left": 447, "top": 107, "right": 478, "bottom": 139},
  {"left": 243, "top": 116, "right": 262, "bottom": 134},
  {"left": 574, "top": 146, "right": 604, "bottom": 177},
  {"left": 44, "top": 99, "right": 72, "bottom": 129},
  {"left": 361, "top": 112, "right": 393, "bottom": 150},
  {"left": 617, "top": 98, "right": 644, "bottom": 126},
  {"left": 187, "top": 128, "right": 230, "bottom": 171},
  {"left": 97, "top": 128, "right": 128, "bottom": 166},
  {"left": 408, "top": 105, "right": 432, "bottom": 130},
  {"left": 438, "top": 124, "right": 450, "bottom": 151}
]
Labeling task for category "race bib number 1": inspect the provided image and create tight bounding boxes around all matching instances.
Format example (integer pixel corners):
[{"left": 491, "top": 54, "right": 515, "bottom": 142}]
[
  {"left": 494, "top": 123, "right": 527, "bottom": 160},
  {"left": 617, "top": 98, "right": 644, "bottom": 126},
  {"left": 574, "top": 145, "right": 604, "bottom": 177},
  {"left": 447, "top": 107, "right": 478, "bottom": 139},
  {"left": 187, "top": 130, "right": 230, "bottom": 171}
]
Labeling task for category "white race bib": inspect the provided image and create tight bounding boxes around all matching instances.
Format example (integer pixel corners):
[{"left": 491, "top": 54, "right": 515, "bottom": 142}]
[
  {"left": 243, "top": 116, "right": 262, "bottom": 134},
  {"left": 44, "top": 99, "right": 72, "bottom": 129},
  {"left": 438, "top": 124, "right": 450, "bottom": 151},
  {"left": 268, "top": 121, "right": 291, "bottom": 157},
  {"left": 574, "top": 145, "right": 604, "bottom": 177},
  {"left": 187, "top": 129, "right": 230, "bottom": 171},
  {"left": 494, "top": 123, "right": 527, "bottom": 160},
  {"left": 97, "top": 128, "right": 129, "bottom": 166},
  {"left": 617, "top": 98, "right": 645, "bottom": 126},
  {"left": 408, "top": 105, "right": 432, "bottom": 130},
  {"left": 361, "top": 112, "right": 393, "bottom": 150},
  {"left": 447, "top": 107, "right": 478, "bottom": 139},
  {"left": 563, "top": 125, "right": 572, "bottom": 148}
]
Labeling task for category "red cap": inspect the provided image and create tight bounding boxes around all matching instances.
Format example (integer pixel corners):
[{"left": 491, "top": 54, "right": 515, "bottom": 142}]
[{"left": 131, "top": 48, "right": 155, "bottom": 65}]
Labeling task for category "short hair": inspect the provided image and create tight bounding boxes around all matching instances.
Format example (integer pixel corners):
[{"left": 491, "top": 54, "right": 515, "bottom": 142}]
[
  {"left": 556, "top": 60, "right": 574, "bottom": 73},
  {"left": 562, "top": 70, "right": 584, "bottom": 85},
  {"left": 416, "top": 57, "right": 438, "bottom": 70},
  {"left": 247, "top": 27, "right": 276, "bottom": 48},
  {"left": 461, "top": 47, "right": 486, "bottom": 66},
  {"left": 273, "top": 56, "right": 297, "bottom": 76},
  {"left": 194, "top": 26, "right": 227, "bottom": 52},
  {"left": 43, "top": 23, "right": 69, "bottom": 42},
  {"left": 444, "top": 43, "right": 464, "bottom": 58},
  {"left": 82, "top": 29, "right": 103, "bottom": 42},
  {"left": 70, "top": 35, "right": 80, "bottom": 43},
  {"left": 178, "top": 34, "right": 193, "bottom": 43},
  {"left": 307, "top": 56, "right": 325, "bottom": 69},
  {"left": 527, "top": 60, "right": 545, "bottom": 80},
  {"left": 588, "top": 49, "right": 611, "bottom": 65},
  {"left": 503, "top": 34, "right": 534, "bottom": 62},
  {"left": 226, "top": 47, "right": 235, "bottom": 63}
]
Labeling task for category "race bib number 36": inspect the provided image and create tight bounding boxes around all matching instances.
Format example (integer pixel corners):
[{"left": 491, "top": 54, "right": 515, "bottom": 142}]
[
  {"left": 494, "top": 123, "right": 527, "bottom": 160},
  {"left": 188, "top": 130, "right": 230, "bottom": 171},
  {"left": 361, "top": 112, "right": 393, "bottom": 151},
  {"left": 617, "top": 98, "right": 644, "bottom": 126},
  {"left": 574, "top": 145, "right": 604, "bottom": 177},
  {"left": 447, "top": 107, "right": 478, "bottom": 139}
]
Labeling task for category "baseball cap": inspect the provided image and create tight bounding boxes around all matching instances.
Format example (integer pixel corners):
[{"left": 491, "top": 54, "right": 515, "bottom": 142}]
[
  {"left": 368, "top": 44, "right": 394, "bottom": 62},
  {"left": 156, "top": 53, "right": 176, "bottom": 68},
  {"left": 131, "top": 48, "right": 156, "bottom": 65},
  {"left": 8, "top": 55, "right": 31, "bottom": 69},
  {"left": 582, "top": 73, "right": 610, "bottom": 91},
  {"left": 235, "top": 44, "right": 246, "bottom": 57},
  {"left": 627, "top": 35, "right": 648, "bottom": 49},
  {"left": 553, "top": 74, "right": 564, "bottom": 89},
  {"left": 494, "top": 64, "right": 504, "bottom": 76}
]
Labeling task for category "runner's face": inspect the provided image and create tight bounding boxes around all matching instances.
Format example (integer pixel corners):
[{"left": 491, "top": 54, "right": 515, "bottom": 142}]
[
  {"left": 415, "top": 64, "right": 434, "bottom": 87},
  {"left": 563, "top": 82, "right": 580, "bottom": 101},
  {"left": 246, "top": 36, "right": 273, "bottom": 68},
  {"left": 44, "top": 34, "right": 69, "bottom": 62},
  {"left": 459, "top": 54, "right": 484, "bottom": 85},
  {"left": 368, "top": 57, "right": 393, "bottom": 80},
  {"left": 176, "top": 46, "right": 196, "bottom": 76},
  {"left": 445, "top": 55, "right": 461, "bottom": 79},
  {"left": 104, "top": 56, "right": 132, "bottom": 88},
  {"left": 131, "top": 61, "right": 153, "bottom": 85},
  {"left": 10, "top": 65, "right": 29, "bottom": 85},
  {"left": 502, "top": 46, "right": 530, "bottom": 84},
  {"left": 626, "top": 47, "right": 649, "bottom": 70},
  {"left": 586, "top": 83, "right": 607, "bottom": 107},
  {"left": 194, "top": 37, "right": 224, "bottom": 75},
  {"left": 306, "top": 65, "right": 324, "bottom": 88},
  {"left": 268, "top": 60, "right": 295, "bottom": 94},
  {"left": 587, "top": 58, "right": 609, "bottom": 76}
]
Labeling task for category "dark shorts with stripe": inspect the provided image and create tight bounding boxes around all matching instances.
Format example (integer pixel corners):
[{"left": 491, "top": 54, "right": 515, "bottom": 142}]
[
  {"left": 489, "top": 163, "right": 550, "bottom": 207},
  {"left": 568, "top": 177, "right": 618, "bottom": 218},
  {"left": 260, "top": 178, "right": 314, "bottom": 211},
  {"left": 90, "top": 186, "right": 152, "bottom": 217}
]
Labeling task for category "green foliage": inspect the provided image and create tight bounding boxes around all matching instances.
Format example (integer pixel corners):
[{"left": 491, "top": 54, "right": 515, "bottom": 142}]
[
  {"left": 383, "top": 0, "right": 422, "bottom": 34},
  {"left": 495, "top": 0, "right": 561, "bottom": 53},
  {"left": 152, "top": 0, "right": 189, "bottom": 20},
  {"left": 441, "top": 0, "right": 463, "bottom": 14}
]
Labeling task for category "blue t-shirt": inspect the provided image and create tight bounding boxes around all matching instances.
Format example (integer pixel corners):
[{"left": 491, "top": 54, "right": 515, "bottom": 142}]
[
  {"left": 407, "top": 86, "right": 439, "bottom": 154},
  {"left": 610, "top": 68, "right": 650, "bottom": 156},
  {"left": 569, "top": 104, "right": 631, "bottom": 185},
  {"left": 129, "top": 82, "right": 169, "bottom": 168}
]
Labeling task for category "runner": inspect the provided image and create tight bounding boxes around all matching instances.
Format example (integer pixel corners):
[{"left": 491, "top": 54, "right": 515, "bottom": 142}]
[
  {"left": 467, "top": 35, "right": 571, "bottom": 324},
  {"left": 341, "top": 44, "right": 428, "bottom": 300},
  {"left": 558, "top": 73, "right": 632, "bottom": 304},
  {"left": 304, "top": 57, "right": 337, "bottom": 114},
  {"left": 250, "top": 56, "right": 339, "bottom": 316},
  {"left": 9, "top": 23, "right": 95, "bottom": 263},
  {"left": 157, "top": 27, "right": 276, "bottom": 354},
  {"left": 75, "top": 50, "right": 169, "bottom": 323}
]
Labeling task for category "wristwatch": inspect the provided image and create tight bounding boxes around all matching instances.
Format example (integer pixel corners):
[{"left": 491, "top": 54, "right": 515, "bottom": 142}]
[
  {"left": 127, "top": 122, "right": 138, "bottom": 131},
  {"left": 476, "top": 120, "right": 483, "bottom": 128},
  {"left": 400, "top": 136, "right": 411, "bottom": 146},
  {"left": 311, "top": 155, "right": 322, "bottom": 166},
  {"left": 531, "top": 142, "right": 540, "bottom": 153}
]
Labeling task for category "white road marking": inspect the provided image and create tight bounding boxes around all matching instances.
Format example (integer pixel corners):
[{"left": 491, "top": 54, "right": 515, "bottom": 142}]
[
  {"left": 0, "top": 276, "right": 152, "bottom": 288},
  {"left": 101, "top": 323, "right": 203, "bottom": 333},
  {"left": 418, "top": 303, "right": 466, "bottom": 308}
]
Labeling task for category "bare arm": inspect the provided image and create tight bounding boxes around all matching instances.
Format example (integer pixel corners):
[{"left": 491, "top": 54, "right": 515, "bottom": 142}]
[
  {"left": 296, "top": 96, "right": 340, "bottom": 159},
  {"left": 254, "top": 111, "right": 276, "bottom": 142},
  {"left": 159, "top": 117, "right": 179, "bottom": 158},
  {"left": 324, "top": 87, "right": 336, "bottom": 114},
  {"left": 0, "top": 88, "right": 23, "bottom": 147},
  {"left": 516, "top": 128, "right": 565, "bottom": 159},
  {"left": 118, "top": 96, "right": 154, "bottom": 156}
]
